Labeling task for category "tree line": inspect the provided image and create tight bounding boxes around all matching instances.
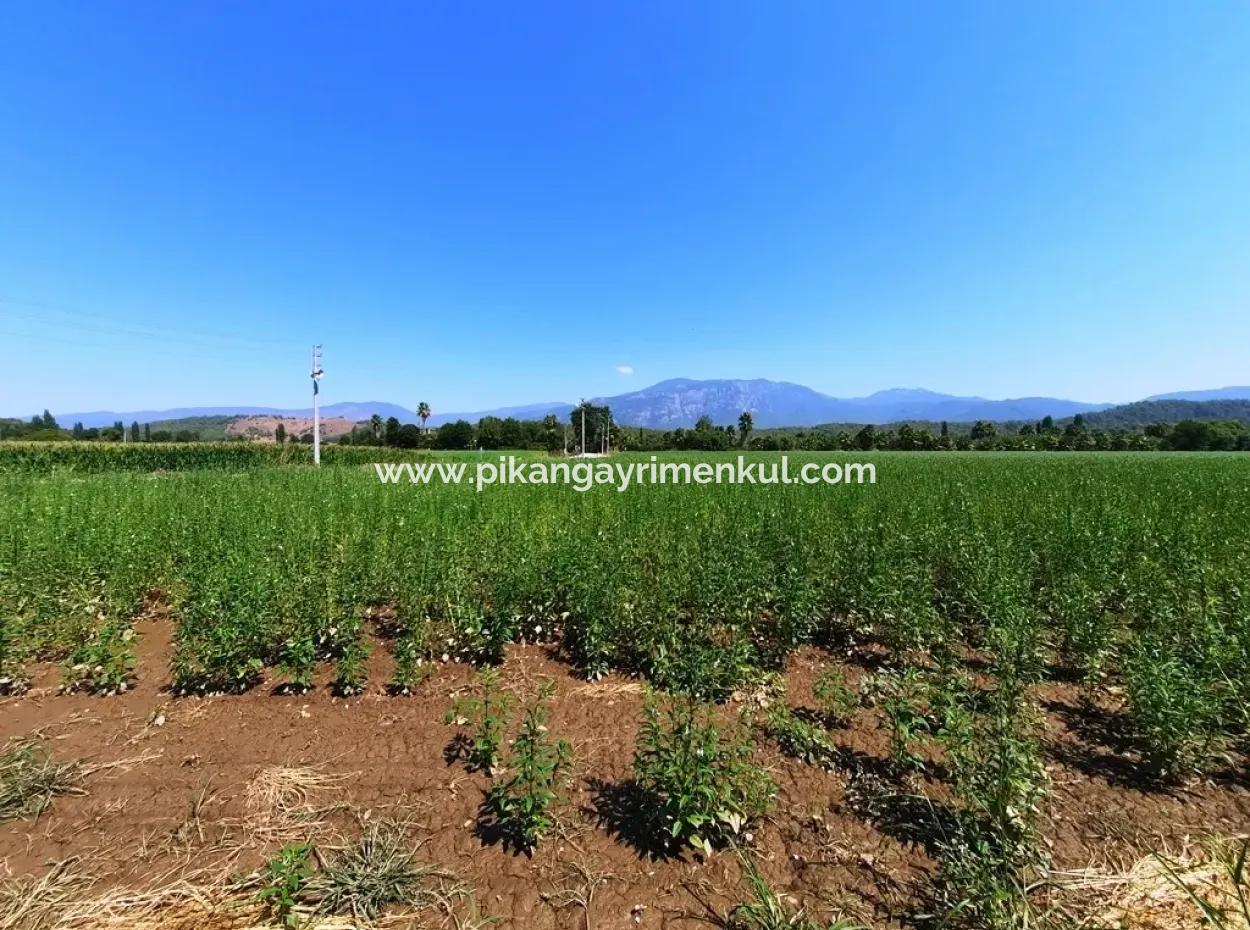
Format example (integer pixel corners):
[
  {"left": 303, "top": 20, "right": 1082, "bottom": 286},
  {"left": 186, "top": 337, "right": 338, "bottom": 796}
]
[
  {"left": 0, "top": 411, "right": 204, "bottom": 443},
  {"left": 338, "top": 406, "right": 1250, "bottom": 452},
  {"left": 6, "top": 406, "right": 1248, "bottom": 452}
]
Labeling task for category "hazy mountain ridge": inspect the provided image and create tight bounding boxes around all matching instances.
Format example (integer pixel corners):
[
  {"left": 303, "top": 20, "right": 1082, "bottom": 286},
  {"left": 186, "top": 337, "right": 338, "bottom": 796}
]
[{"left": 39, "top": 380, "right": 1250, "bottom": 431}]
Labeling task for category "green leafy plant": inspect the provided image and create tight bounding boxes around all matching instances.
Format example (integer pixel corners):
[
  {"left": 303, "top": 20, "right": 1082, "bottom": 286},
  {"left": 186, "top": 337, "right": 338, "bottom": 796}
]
[
  {"left": 864, "top": 667, "right": 932, "bottom": 772},
  {"left": 633, "top": 692, "right": 775, "bottom": 855},
  {"left": 762, "top": 704, "right": 835, "bottom": 768},
  {"left": 62, "top": 621, "right": 135, "bottom": 694},
  {"left": 277, "top": 634, "right": 317, "bottom": 693},
  {"left": 812, "top": 667, "right": 858, "bottom": 726},
  {"left": 389, "top": 633, "right": 428, "bottom": 695},
  {"left": 481, "top": 679, "right": 572, "bottom": 852},
  {"left": 256, "top": 842, "right": 314, "bottom": 929},
  {"left": 332, "top": 636, "right": 369, "bottom": 697},
  {"left": 730, "top": 854, "right": 866, "bottom": 929},
  {"left": 937, "top": 683, "right": 1049, "bottom": 930},
  {"left": 447, "top": 666, "right": 513, "bottom": 774},
  {"left": 1124, "top": 640, "right": 1226, "bottom": 780}
]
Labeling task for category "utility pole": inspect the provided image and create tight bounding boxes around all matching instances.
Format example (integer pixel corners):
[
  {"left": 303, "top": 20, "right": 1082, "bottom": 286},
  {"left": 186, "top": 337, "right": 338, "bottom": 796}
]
[
  {"left": 310, "top": 345, "right": 324, "bottom": 466},
  {"left": 580, "top": 406, "right": 586, "bottom": 457},
  {"left": 606, "top": 413, "right": 611, "bottom": 455}
]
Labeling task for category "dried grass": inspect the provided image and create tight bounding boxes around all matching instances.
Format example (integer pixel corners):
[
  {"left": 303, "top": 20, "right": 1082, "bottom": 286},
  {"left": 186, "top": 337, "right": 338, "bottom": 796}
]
[
  {"left": 1052, "top": 835, "right": 1249, "bottom": 929},
  {"left": 0, "top": 740, "right": 85, "bottom": 823},
  {"left": 245, "top": 766, "right": 350, "bottom": 822}
]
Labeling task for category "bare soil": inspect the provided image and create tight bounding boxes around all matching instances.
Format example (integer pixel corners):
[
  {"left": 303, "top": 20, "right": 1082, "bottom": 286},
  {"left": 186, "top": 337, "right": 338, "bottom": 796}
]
[
  {"left": 226, "top": 416, "right": 357, "bottom": 442},
  {"left": 2, "top": 620, "right": 1247, "bottom": 929}
]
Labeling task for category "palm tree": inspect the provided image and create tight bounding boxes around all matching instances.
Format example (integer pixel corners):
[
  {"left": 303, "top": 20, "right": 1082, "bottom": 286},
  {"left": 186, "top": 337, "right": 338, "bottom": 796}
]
[
  {"left": 737, "top": 411, "right": 754, "bottom": 448},
  {"left": 369, "top": 414, "right": 383, "bottom": 442},
  {"left": 417, "top": 402, "right": 431, "bottom": 433}
]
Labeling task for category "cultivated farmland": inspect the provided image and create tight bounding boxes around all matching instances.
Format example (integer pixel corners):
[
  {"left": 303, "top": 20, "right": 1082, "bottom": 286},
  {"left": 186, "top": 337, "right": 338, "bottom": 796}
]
[{"left": 1, "top": 448, "right": 1247, "bottom": 930}]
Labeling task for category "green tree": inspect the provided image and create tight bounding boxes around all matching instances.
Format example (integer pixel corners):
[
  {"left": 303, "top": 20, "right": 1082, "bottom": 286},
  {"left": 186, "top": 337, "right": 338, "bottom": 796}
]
[
  {"left": 569, "top": 401, "right": 611, "bottom": 454},
  {"left": 369, "top": 414, "right": 383, "bottom": 442},
  {"left": 417, "top": 401, "right": 431, "bottom": 433},
  {"left": 542, "top": 414, "right": 563, "bottom": 453},
  {"left": 737, "top": 411, "right": 754, "bottom": 448},
  {"left": 396, "top": 424, "right": 422, "bottom": 448},
  {"left": 970, "top": 420, "right": 997, "bottom": 441},
  {"left": 275, "top": 422, "right": 287, "bottom": 445},
  {"left": 435, "top": 419, "right": 474, "bottom": 450},
  {"left": 477, "top": 416, "right": 504, "bottom": 449},
  {"left": 384, "top": 416, "right": 401, "bottom": 446}
]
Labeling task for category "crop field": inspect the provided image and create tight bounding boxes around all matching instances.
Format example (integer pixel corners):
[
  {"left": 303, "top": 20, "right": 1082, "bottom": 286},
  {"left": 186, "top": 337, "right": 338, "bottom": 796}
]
[{"left": 1, "top": 448, "right": 1247, "bottom": 930}]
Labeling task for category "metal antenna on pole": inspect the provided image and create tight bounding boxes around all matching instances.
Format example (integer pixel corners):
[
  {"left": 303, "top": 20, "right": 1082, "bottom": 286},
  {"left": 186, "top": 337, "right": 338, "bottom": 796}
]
[{"left": 311, "top": 345, "right": 324, "bottom": 466}]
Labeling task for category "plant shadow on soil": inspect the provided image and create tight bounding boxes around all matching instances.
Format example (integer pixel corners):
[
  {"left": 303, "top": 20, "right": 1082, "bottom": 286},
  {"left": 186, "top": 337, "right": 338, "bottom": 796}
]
[
  {"left": 1041, "top": 697, "right": 1167, "bottom": 791},
  {"left": 585, "top": 777, "right": 684, "bottom": 861},
  {"left": 442, "top": 733, "right": 475, "bottom": 768}
]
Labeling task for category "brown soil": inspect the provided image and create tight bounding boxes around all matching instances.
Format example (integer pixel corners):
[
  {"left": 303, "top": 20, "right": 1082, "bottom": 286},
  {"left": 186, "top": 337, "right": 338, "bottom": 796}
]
[
  {"left": 226, "top": 416, "right": 357, "bottom": 442},
  {"left": 2, "top": 627, "right": 1247, "bottom": 929}
]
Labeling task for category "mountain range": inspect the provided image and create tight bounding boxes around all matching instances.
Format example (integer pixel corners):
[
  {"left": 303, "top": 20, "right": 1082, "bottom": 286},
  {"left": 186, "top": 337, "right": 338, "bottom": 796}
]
[{"left": 39, "top": 380, "right": 1250, "bottom": 430}]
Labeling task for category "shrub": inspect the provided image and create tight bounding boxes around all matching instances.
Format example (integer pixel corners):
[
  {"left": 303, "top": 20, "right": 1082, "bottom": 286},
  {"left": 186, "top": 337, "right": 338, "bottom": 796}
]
[
  {"left": 389, "top": 633, "right": 428, "bottom": 695},
  {"left": 62, "top": 621, "right": 135, "bottom": 695},
  {"left": 446, "top": 667, "right": 512, "bottom": 774},
  {"left": 937, "top": 684, "right": 1049, "bottom": 929},
  {"left": 256, "top": 843, "right": 313, "bottom": 929},
  {"left": 481, "top": 680, "right": 571, "bottom": 852},
  {"left": 633, "top": 692, "right": 775, "bottom": 855},
  {"left": 762, "top": 704, "right": 835, "bottom": 768},
  {"left": 1124, "top": 638, "right": 1225, "bottom": 780}
]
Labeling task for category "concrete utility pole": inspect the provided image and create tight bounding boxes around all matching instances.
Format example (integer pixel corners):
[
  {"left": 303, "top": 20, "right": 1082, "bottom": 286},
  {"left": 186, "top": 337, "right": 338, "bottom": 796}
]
[
  {"left": 310, "top": 345, "right": 324, "bottom": 466},
  {"left": 580, "top": 407, "right": 586, "bottom": 457}
]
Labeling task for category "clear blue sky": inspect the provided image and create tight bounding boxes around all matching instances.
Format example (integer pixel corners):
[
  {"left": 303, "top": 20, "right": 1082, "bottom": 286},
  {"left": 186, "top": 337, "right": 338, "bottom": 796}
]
[{"left": 2, "top": 2, "right": 1248, "bottom": 416}]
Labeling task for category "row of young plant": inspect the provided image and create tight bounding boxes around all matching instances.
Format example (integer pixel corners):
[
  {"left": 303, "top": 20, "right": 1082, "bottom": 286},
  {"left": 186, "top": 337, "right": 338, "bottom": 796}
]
[
  {"left": 1, "top": 456, "right": 1247, "bottom": 781},
  {"left": 442, "top": 621, "right": 1048, "bottom": 927}
]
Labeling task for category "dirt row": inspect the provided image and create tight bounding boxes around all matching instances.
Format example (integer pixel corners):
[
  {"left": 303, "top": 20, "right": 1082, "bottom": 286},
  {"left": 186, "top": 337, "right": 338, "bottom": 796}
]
[{"left": 2, "top": 618, "right": 1247, "bottom": 929}]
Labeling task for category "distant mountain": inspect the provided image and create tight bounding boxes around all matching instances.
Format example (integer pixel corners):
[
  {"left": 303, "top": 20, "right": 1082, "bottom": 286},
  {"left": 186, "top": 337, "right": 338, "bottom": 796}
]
[
  {"left": 1144, "top": 386, "right": 1250, "bottom": 402},
  {"left": 52, "top": 401, "right": 416, "bottom": 429},
  {"left": 1086, "top": 399, "right": 1250, "bottom": 428},
  {"left": 428, "top": 379, "right": 1109, "bottom": 429},
  {"left": 427, "top": 401, "right": 572, "bottom": 426},
  {"left": 42, "top": 380, "right": 1250, "bottom": 432}
]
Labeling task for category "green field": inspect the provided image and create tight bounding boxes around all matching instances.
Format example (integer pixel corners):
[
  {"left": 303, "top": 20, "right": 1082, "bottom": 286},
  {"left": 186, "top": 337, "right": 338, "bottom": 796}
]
[
  {"left": 3, "top": 446, "right": 1248, "bottom": 923},
  {"left": 2, "top": 450, "right": 1247, "bottom": 762}
]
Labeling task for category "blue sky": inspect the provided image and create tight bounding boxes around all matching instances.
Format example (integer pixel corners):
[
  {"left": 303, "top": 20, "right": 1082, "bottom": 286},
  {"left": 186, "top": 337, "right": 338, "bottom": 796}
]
[{"left": 2, "top": 2, "right": 1248, "bottom": 417}]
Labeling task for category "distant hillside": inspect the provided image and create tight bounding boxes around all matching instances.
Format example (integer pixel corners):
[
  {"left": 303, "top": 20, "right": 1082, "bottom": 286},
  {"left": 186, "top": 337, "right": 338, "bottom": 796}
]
[
  {"left": 227, "top": 415, "right": 357, "bottom": 441},
  {"left": 53, "top": 401, "right": 416, "bottom": 429},
  {"left": 428, "top": 379, "right": 1109, "bottom": 429},
  {"left": 1086, "top": 399, "right": 1250, "bottom": 428},
  {"left": 146, "top": 415, "right": 237, "bottom": 440},
  {"left": 37, "top": 380, "right": 1250, "bottom": 432},
  {"left": 1145, "top": 386, "right": 1250, "bottom": 402}
]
